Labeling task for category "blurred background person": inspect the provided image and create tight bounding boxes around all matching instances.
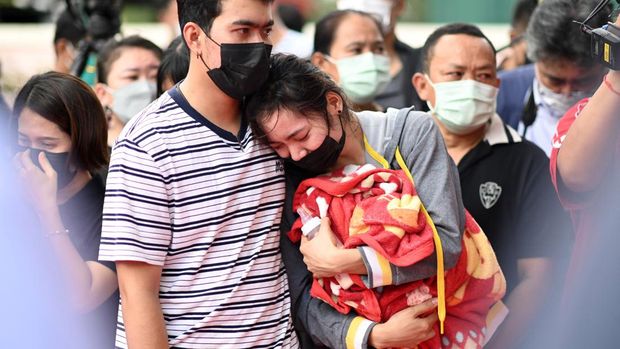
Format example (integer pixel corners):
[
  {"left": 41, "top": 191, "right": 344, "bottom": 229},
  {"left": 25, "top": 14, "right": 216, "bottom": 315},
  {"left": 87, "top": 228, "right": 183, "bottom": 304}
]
[
  {"left": 157, "top": 35, "right": 189, "bottom": 96},
  {"left": 277, "top": 2, "right": 306, "bottom": 32},
  {"left": 1, "top": 113, "right": 87, "bottom": 349},
  {"left": 156, "top": 0, "right": 180, "bottom": 43},
  {"left": 496, "top": 0, "right": 538, "bottom": 71},
  {"left": 311, "top": 9, "right": 390, "bottom": 112},
  {"left": 52, "top": 8, "right": 86, "bottom": 75},
  {"left": 11, "top": 71, "right": 117, "bottom": 349},
  {"left": 337, "top": 0, "right": 425, "bottom": 111},
  {"left": 497, "top": 0, "right": 610, "bottom": 156},
  {"left": 549, "top": 12, "right": 620, "bottom": 348},
  {"left": 94, "top": 35, "right": 162, "bottom": 147},
  {"left": 271, "top": 0, "right": 313, "bottom": 58}
]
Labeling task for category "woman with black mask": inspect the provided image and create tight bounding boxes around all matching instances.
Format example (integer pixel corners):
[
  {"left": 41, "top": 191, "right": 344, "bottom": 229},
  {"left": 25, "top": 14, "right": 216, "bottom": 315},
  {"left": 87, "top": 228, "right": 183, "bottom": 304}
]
[
  {"left": 12, "top": 72, "right": 118, "bottom": 349},
  {"left": 245, "top": 54, "right": 471, "bottom": 348}
]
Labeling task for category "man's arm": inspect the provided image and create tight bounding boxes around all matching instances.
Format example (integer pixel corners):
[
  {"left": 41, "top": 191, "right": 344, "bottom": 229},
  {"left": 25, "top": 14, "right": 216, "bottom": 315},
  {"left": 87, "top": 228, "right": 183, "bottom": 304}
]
[
  {"left": 117, "top": 261, "right": 168, "bottom": 349},
  {"left": 484, "top": 258, "right": 554, "bottom": 349}
]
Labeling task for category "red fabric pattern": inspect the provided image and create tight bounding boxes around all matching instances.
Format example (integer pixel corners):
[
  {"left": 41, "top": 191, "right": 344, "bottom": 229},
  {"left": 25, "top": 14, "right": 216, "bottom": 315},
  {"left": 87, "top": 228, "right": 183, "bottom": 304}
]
[{"left": 292, "top": 164, "right": 506, "bottom": 349}]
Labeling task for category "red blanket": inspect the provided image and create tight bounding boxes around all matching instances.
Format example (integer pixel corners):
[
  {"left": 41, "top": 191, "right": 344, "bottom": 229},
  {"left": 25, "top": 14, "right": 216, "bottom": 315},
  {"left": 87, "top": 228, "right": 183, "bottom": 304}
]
[{"left": 291, "top": 164, "right": 506, "bottom": 349}]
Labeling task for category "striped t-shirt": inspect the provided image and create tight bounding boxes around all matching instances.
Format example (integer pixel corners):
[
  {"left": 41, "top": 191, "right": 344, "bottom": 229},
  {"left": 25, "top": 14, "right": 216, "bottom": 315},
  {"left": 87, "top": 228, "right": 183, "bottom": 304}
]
[{"left": 99, "top": 87, "right": 298, "bottom": 349}]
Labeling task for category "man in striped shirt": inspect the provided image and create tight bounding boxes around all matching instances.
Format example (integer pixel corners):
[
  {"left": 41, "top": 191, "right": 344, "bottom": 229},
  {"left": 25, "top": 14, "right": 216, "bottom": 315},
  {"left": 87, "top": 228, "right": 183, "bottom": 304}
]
[{"left": 98, "top": 1, "right": 298, "bottom": 348}]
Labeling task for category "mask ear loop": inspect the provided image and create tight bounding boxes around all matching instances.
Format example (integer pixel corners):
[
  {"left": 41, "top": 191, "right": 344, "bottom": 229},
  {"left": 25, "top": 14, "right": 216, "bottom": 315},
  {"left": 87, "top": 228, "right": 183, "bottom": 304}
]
[{"left": 197, "top": 33, "right": 221, "bottom": 72}]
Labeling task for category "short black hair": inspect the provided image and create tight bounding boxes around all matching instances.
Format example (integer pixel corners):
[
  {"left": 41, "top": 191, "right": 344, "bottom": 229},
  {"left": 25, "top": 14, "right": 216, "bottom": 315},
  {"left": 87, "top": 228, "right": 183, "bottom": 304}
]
[
  {"left": 420, "top": 23, "right": 496, "bottom": 74},
  {"left": 53, "top": 9, "right": 86, "bottom": 46},
  {"left": 313, "top": 10, "right": 384, "bottom": 55},
  {"left": 176, "top": 0, "right": 273, "bottom": 37},
  {"left": 157, "top": 36, "right": 190, "bottom": 96},
  {"left": 244, "top": 54, "right": 352, "bottom": 142},
  {"left": 511, "top": 0, "right": 538, "bottom": 34},
  {"left": 526, "top": 0, "right": 612, "bottom": 67},
  {"left": 96, "top": 35, "right": 163, "bottom": 84}
]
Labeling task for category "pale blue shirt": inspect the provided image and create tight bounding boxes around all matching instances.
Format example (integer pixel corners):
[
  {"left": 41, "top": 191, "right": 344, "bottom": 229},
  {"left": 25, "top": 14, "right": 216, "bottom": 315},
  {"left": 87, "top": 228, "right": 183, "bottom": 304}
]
[{"left": 517, "top": 79, "right": 561, "bottom": 157}]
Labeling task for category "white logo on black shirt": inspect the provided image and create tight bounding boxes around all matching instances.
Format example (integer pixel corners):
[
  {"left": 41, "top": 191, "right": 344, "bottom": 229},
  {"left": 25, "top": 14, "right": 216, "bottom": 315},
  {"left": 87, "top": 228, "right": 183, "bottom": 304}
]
[{"left": 480, "top": 182, "right": 502, "bottom": 209}]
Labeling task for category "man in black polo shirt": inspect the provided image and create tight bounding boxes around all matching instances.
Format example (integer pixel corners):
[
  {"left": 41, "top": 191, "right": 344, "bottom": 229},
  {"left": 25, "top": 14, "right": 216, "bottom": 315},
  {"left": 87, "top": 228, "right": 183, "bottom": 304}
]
[{"left": 412, "top": 23, "right": 572, "bottom": 349}]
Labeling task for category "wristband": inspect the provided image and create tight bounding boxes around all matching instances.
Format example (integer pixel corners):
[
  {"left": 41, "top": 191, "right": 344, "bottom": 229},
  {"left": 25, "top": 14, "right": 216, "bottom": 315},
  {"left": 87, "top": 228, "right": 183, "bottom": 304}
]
[{"left": 604, "top": 74, "right": 620, "bottom": 96}]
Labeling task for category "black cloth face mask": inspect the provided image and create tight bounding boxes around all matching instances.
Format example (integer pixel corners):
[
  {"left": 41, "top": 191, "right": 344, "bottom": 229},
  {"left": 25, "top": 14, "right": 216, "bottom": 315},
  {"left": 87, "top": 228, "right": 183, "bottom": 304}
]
[
  {"left": 199, "top": 35, "right": 272, "bottom": 100},
  {"left": 17, "top": 146, "right": 77, "bottom": 189},
  {"left": 286, "top": 117, "right": 346, "bottom": 173}
]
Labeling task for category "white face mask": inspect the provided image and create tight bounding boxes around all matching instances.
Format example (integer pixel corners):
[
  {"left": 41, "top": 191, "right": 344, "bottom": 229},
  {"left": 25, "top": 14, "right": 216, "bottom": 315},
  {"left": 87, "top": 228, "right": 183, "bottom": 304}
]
[
  {"left": 109, "top": 80, "right": 156, "bottom": 124},
  {"left": 536, "top": 80, "right": 589, "bottom": 119},
  {"left": 426, "top": 76, "right": 498, "bottom": 135},
  {"left": 328, "top": 52, "right": 391, "bottom": 104},
  {"left": 337, "top": 0, "right": 393, "bottom": 32}
]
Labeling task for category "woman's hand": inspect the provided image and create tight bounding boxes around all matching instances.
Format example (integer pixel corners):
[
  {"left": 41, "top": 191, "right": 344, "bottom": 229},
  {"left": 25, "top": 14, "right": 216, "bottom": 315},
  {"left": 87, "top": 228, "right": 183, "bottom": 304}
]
[
  {"left": 14, "top": 149, "right": 58, "bottom": 215},
  {"left": 300, "top": 217, "right": 368, "bottom": 277},
  {"left": 369, "top": 298, "right": 439, "bottom": 349},
  {"left": 299, "top": 217, "right": 342, "bottom": 278}
]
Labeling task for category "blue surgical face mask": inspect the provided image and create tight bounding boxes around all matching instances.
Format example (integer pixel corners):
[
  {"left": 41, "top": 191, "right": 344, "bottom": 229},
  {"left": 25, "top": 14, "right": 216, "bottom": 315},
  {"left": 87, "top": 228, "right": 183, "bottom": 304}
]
[{"left": 110, "top": 79, "right": 156, "bottom": 124}]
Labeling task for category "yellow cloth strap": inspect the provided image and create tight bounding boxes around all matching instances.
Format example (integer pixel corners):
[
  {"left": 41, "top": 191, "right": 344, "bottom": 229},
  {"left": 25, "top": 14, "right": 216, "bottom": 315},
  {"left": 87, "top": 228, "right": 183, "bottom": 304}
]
[{"left": 364, "top": 136, "right": 446, "bottom": 334}]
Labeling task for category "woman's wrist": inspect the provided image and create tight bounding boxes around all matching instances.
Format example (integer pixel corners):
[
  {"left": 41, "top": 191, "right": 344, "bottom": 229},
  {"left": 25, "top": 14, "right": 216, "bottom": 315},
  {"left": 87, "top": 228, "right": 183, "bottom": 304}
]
[
  {"left": 368, "top": 322, "right": 387, "bottom": 348},
  {"left": 333, "top": 248, "right": 367, "bottom": 275}
]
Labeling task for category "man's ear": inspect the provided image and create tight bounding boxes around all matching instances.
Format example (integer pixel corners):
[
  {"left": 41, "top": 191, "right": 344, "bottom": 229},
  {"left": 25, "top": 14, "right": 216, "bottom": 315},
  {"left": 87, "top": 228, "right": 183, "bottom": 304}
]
[
  {"left": 183, "top": 22, "right": 203, "bottom": 58},
  {"left": 412, "top": 72, "right": 432, "bottom": 102}
]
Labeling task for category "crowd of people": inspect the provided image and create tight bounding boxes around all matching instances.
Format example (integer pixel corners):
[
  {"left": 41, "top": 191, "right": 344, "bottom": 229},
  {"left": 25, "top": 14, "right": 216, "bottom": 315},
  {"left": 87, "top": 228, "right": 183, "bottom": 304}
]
[{"left": 2, "top": 0, "right": 618, "bottom": 348}]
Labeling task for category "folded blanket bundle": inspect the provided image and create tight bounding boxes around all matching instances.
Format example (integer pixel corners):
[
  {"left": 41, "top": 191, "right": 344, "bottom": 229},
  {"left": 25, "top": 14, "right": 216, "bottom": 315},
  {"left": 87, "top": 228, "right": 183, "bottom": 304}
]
[{"left": 291, "top": 164, "right": 506, "bottom": 349}]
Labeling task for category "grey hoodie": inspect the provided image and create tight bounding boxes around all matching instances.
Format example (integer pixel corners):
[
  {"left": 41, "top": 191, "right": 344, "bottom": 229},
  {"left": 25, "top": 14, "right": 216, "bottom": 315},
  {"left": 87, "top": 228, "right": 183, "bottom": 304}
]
[{"left": 282, "top": 107, "right": 465, "bottom": 349}]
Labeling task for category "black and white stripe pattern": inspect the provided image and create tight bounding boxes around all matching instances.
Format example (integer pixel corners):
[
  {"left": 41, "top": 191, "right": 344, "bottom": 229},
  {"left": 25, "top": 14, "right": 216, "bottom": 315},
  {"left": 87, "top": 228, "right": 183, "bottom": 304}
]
[{"left": 99, "top": 90, "right": 298, "bottom": 349}]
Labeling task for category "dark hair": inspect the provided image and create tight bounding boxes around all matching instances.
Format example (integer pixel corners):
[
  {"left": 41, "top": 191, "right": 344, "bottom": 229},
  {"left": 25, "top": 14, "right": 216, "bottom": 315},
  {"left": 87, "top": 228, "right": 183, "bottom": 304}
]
[
  {"left": 157, "top": 36, "right": 190, "bottom": 96},
  {"left": 97, "top": 35, "right": 163, "bottom": 84},
  {"left": 176, "top": 0, "right": 273, "bottom": 37},
  {"left": 526, "top": 0, "right": 612, "bottom": 67},
  {"left": 278, "top": 4, "right": 305, "bottom": 32},
  {"left": 245, "top": 54, "right": 352, "bottom": 141},
  {"left": 421, "top": 23, "right": 497, "bottom": 74},
  {"left": 54, "top": 9, "right": 86, "bottom": 46},
  {"left": 12, "top": 72, "right": 109, "bottom": 172},
  {"left": 313, "top": 10, "right": 384, "bottom": 55},
  {"left": 511, "top": 0, "right": 538, "bottom": 34}
]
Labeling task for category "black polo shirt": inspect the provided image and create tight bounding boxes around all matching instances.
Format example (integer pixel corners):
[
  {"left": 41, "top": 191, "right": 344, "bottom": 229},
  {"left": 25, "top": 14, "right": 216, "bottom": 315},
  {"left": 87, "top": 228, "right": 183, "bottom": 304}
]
[{"left": 457, "top": 115, "right": 572, "bottom": 294}]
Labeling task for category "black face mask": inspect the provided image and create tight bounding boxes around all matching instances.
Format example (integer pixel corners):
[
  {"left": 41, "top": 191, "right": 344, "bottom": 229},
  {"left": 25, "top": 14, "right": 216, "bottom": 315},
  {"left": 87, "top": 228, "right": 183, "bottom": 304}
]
[
  {"left": 199, "top": 35, "right": 272, "bottom": 100},
  {"left": 287, "top": 118, "right": 346, "bottom": 173},
  {"left": 17, "top": 146, "right": 76, "bottom": 189}
]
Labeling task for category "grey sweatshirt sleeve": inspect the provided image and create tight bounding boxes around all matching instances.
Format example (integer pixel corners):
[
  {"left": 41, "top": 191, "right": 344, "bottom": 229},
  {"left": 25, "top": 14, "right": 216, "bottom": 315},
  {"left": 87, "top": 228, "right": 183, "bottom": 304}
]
[{"left": 360, "top": 111, "right": 465, "bottom": 287}]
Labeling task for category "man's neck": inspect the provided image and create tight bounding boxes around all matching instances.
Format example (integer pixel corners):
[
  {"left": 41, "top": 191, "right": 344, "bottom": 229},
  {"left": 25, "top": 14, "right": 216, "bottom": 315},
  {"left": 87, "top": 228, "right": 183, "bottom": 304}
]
[
  {"left": 180, "top": 69, "right": 241, "bottom": 135},
  {"left": 435, "top": 116, "right": 486, "bottom": 165}
]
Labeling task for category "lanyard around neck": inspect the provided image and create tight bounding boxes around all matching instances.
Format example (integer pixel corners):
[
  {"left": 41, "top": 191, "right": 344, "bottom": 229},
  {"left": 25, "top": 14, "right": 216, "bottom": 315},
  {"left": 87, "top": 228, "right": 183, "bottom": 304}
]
[{"left": 363, "top": 135, "right": 446, "bottom": 334}]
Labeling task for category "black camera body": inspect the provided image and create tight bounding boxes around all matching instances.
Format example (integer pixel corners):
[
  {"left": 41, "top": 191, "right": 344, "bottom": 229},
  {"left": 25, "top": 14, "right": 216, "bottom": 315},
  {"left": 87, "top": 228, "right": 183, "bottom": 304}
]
[
  {"left": 66, "top": 0, "right": 122, "bottom": 81},
  {"left": 591, "top": 22, "right": 620, "bottom": 70}
]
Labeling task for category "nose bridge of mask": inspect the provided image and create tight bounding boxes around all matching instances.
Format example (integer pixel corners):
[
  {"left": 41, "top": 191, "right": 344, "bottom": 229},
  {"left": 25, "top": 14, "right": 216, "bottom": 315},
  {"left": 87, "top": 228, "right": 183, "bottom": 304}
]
[{"left": 335, "top": 52, "right": 390, "bottom": 80}]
